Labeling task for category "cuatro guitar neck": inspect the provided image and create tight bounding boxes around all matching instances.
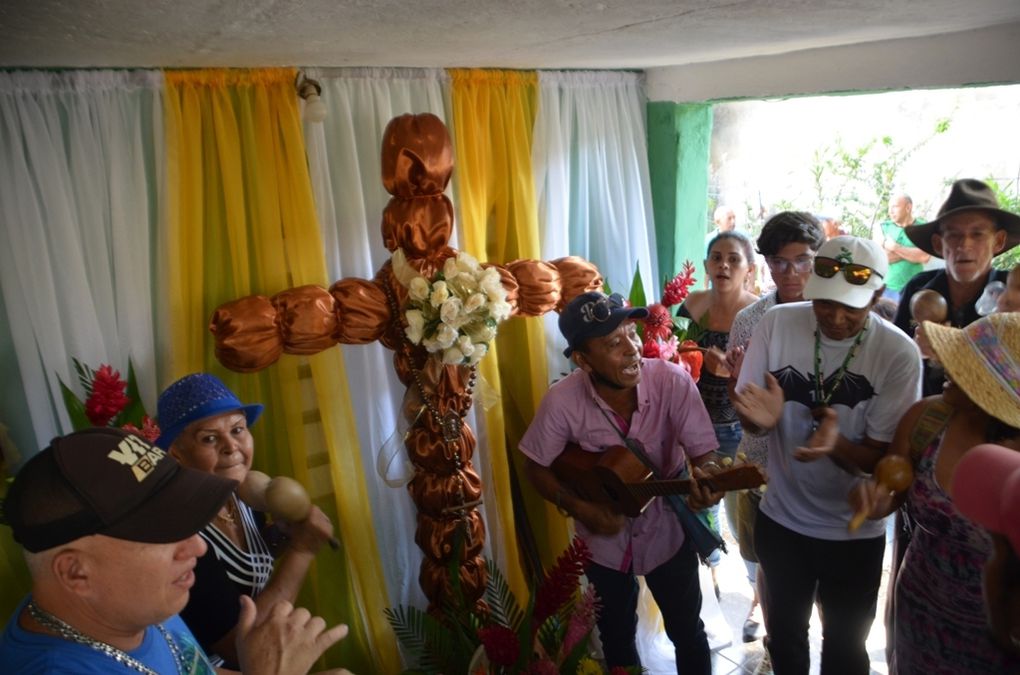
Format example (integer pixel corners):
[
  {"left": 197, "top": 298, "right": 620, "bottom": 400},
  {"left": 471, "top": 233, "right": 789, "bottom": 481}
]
[{"left": 551, "top": 443, "right": 766, "bottom": 517}]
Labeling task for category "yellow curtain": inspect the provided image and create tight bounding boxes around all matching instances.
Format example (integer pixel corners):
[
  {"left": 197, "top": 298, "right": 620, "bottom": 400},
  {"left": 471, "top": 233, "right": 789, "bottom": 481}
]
[
  {"left": 162, "top": 68, "right": 399, "bottom": 674},
  {"left": 450, "top": 69, "right": 570, "bottom": 584}
]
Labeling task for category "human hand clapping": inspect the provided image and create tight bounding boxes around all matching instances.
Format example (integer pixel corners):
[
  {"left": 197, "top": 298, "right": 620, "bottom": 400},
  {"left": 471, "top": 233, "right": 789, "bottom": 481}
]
[{"left": 236, "top": 596, "right": 350, "bottom": 675}]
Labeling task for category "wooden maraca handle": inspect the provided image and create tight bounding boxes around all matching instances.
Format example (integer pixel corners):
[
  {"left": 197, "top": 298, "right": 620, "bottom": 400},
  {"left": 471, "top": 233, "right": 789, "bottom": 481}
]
[
  {"left": 848, "top": 489, "right": 882, "bottom": 532},
  {"left": 238, "top": 471, "right": 340, "bottom": 551},
  {"left": 848, "top": 455, "right": 913, "bottom": 532}
]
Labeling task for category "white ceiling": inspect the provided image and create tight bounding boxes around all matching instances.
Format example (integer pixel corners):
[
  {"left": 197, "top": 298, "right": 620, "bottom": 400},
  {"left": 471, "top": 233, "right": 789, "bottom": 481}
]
[{"left": 2, "top": 0, "right": 1020, "bottom": 71}]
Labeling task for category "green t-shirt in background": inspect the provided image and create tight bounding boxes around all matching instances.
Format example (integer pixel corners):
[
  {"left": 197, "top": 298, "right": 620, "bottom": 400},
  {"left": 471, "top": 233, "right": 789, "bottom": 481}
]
[{"left": 881, "top": 218, "right": 927, "bottom": 291}]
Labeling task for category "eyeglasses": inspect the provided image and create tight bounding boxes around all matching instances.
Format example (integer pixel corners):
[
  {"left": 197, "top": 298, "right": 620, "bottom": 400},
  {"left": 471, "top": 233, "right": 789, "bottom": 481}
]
[
  {"left": 579, "top": 293, "right": 625, "bottom": 323},
  {"left": 813, "top": 257, "right": 883, "bottom": 285},
  {"left": 766, "top": 255, "right": 814, "bottom": 275}
]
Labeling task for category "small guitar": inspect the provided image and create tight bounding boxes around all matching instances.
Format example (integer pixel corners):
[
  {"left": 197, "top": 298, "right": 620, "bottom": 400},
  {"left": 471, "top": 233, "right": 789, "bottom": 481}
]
[{"left": 551, "top": 443, "right": 766, "bottom": 517}]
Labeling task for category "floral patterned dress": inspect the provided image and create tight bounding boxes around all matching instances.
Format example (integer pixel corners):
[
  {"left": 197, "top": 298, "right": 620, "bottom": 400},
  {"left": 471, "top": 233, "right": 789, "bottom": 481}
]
[{"left": 894, "top": 431, "right": 1020, "bottom": 674}]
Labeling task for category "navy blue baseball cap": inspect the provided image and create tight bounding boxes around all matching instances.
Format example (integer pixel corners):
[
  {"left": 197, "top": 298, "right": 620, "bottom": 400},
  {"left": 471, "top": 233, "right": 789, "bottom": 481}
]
[{"left": 559, "top": 291, "right": 648, "bottom": 357}]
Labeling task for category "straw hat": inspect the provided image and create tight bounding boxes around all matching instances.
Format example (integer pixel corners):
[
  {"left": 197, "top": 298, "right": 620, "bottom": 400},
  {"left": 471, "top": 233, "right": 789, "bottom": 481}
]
[{"left": 924, "top": 313, "right": 1020, "bottom": 428}]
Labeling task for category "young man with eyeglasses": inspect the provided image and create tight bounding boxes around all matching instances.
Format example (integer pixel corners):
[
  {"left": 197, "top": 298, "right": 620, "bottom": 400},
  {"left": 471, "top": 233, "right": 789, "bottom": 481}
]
[
  {"left": 724, "top": 211, "right": 825, "bottom": 645},
  {"left": 519, "top": 291, "right": 724, "bottom": 673},
  {"left": 730, "top": 236, "right": 922, "bottom": 675}
]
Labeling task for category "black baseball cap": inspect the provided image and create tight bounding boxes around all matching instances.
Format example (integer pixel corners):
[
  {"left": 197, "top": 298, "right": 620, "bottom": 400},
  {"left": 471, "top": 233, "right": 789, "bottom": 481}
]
[
  {"left": 559, "top": 291, "right": 648, "bottom": 357},
  {"left": 4, "top": 427, "right": 236, "bottom": 553}
]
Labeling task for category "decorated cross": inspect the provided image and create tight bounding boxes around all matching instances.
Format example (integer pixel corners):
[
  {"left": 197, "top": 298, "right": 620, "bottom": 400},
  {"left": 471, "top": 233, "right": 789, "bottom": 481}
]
[{"left": 209, "top": 113, "right": 602, "bottom": 610}]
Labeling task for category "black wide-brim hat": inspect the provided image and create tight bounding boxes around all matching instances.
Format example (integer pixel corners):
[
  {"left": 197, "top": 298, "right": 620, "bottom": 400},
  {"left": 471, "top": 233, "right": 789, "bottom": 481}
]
[{"left": 905, "top": 178, "right": 1020, "bottom": 258}]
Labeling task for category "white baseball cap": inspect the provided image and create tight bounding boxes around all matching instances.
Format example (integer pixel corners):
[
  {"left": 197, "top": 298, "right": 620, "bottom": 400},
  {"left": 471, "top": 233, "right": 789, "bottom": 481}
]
[{"left": 803, "top": 236, "right": 887, "bottom": 309}]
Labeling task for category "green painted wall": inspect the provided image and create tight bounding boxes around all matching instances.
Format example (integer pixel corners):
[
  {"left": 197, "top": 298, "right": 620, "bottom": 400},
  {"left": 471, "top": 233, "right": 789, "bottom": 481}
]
[
  {"left": 647, "top": 101, "right": 680, "bottom": 283},
  {"left": 674, "top": 103, "right": 713, "bottom": 268},
  {"left": 647, "top": 101, "right": 713, "bottom": 280}
]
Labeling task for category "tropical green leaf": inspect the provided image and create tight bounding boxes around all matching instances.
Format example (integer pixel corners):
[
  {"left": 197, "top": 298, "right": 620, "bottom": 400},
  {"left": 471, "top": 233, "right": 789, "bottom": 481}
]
[
  {"left": 384, "top": 605, "right": 453, "bottom": 674},
  {"left": 58, "top": 379, "right": 92, "bottom": 431},
  {"left": 115, "top": 360, "right": 147, "bottom": 427},
  {"left": 71, "top": 358, "right": 94, "bottom": 396},
  {"left": 484, "top": 559, "right": 525, "bottom": 631},
  {"left": 627, "top": 264, "right": 647, "bottom": 309},
  {"left": 535, "top": 614, "right": 565, "bottom": 660}
]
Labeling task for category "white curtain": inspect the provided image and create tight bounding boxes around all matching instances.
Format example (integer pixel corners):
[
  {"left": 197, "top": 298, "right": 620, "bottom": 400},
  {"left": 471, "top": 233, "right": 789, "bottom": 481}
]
[
  {"left": 532, "top": 71, "right": 729, "bottom": 671},
  {"left": 301, "top": 67, "right": 461, "bottom": 613},
  {"left": 0, "top": 70, "right": 163, "bottom": 452},
  {"left": 533, "top": 70, "right": 658, "bottom": 377}
]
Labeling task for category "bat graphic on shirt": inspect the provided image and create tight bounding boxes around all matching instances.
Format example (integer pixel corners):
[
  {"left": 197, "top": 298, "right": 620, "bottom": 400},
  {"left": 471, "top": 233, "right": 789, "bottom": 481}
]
[{"left": 771, "top": 365, "right": 876, "bottom": 410}]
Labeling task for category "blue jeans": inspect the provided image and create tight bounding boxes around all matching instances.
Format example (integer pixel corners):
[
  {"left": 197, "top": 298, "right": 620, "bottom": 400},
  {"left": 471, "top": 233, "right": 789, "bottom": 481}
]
[
  {"left": 586, "top": 535, "right": 710, "bottom": 673},
  {"left": 706, "top": 421, "right": 742, "bottom": 567}
]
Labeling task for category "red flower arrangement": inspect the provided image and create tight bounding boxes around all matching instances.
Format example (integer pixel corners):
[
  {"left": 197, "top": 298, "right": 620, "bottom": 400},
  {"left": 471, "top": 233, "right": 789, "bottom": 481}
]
[
  {"left": 620, "top": 261, "right": 703, "bottom": 381},
  {"left": 58, "top": 359, "right": 160, "bottom": 442},
  {"left": 386, "top": 535, "right": 642, "bottom": 674}
]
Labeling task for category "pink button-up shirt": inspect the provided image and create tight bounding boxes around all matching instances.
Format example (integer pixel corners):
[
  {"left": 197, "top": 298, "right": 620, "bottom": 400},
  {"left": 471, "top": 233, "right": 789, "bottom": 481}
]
[{"left": 519, "top": 358, "right": 717, "bottom": 574}]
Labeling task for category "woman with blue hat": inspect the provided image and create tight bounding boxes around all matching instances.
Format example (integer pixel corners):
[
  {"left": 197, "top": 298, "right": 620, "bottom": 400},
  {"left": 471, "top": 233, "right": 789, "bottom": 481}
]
[{"left": 156, "top": 373, "right": 335, "bottom": 670}]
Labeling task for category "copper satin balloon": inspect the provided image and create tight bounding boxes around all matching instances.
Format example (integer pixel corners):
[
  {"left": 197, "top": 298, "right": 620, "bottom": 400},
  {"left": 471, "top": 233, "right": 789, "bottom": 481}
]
[{"left": 209, "top": 112, "right": 603, "bottom": 610}]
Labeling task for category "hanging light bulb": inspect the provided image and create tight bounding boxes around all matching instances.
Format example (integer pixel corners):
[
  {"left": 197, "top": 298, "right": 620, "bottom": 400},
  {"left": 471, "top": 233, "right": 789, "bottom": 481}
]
[{"left": 296, "top": 74, "right": 327, "bottom": 123}]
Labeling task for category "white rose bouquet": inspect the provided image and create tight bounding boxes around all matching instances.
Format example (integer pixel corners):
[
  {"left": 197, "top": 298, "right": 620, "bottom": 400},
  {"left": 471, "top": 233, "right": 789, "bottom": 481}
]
[{"left": 391, "top": 249, "right": 511, "bottom": 366}]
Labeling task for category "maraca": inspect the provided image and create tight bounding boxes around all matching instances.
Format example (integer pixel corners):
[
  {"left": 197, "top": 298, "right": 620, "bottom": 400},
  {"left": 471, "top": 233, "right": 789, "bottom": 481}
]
[
  {"left": 849, "top": 454, "right": 914, "bottom": 532},
  {"left": 238, "top": 470, "right": 340, "bottom": 550},
  {"left": 909, "top": 288, "right": 948, "bottom": 324}
]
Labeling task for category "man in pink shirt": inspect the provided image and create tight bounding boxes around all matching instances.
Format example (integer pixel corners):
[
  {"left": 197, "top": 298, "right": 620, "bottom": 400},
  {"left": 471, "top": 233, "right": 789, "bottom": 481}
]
[{"left": 520, "top": 291, "right": 723, "bottom": 673}]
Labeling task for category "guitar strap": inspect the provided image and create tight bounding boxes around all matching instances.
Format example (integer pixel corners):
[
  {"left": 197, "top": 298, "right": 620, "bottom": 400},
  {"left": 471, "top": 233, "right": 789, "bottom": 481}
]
[{"left": 594, "top": 404, "right": 725, "bottom": 564}]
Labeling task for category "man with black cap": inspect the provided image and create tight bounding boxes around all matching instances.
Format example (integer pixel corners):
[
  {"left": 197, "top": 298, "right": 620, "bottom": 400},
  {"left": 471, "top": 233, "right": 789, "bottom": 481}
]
[
  {"left": 893, "top": 178, "right": 1020, "bottom": 396},
  {"left": 0, "top": 427, "right": 349, "bottom": 674},
  {"left": 519, "top": 291, "right": 723, "bottom": 673},
  {"left": 732, "top": 236, "right": 922, "bottom": 674}
]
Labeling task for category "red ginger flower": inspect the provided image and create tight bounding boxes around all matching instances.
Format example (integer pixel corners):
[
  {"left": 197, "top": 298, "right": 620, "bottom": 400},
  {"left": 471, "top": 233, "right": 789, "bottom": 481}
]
[
  {"left": 642, "top": 303, "right": 674, "bottom": 342},
  {"left": 84, "top": 364, "right": 130, "bottom": 426},
  {"left": 121, "top": 415, "right": 161, "bottom": 443},
  {"left": 534, "top": 536, "right": 590, "bottom": 627},
  {"left": 662, "top": 261, "right": 697, "bottom": 307},
  {"left": 478, "top": 624, "right": 520, "bottom": 666}
]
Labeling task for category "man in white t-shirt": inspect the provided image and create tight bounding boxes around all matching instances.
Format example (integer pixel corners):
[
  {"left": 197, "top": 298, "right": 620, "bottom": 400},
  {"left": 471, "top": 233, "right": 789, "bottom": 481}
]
[{"left": 731, "top": 236, "right": 922, "bottom": 674}]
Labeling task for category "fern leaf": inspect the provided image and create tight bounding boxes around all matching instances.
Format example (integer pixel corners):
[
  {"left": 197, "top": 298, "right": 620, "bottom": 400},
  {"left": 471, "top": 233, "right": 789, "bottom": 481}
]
[
  {"left": 72, "top": 358, "right": 94, "bottom": 395},
  {"left": 484, "top": 559, "right": 524, "bottom": 631}
]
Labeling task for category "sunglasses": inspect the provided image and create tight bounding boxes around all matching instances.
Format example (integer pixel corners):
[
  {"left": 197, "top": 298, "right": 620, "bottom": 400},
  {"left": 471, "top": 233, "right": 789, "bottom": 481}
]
[
  {"left": 814, "top": 257, "right": 883, "bottom": 286},
  {"left": 579, "top": 293, "right": 626, "bottom": 323}
]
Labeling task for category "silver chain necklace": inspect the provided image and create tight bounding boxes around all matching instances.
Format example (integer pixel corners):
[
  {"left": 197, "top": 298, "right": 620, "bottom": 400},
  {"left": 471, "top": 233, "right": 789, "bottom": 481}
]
[{"left": 27, "top": 600, "right": 185, "bottom": 675}]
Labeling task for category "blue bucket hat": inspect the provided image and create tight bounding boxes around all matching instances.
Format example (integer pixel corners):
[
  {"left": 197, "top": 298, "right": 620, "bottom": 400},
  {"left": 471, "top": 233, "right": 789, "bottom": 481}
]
[
  {"left": 155, "top": 373, "right": 264, "bottom": 449},
  {"left": 559, "top": 291, "right": 648, "bottom": 357}
]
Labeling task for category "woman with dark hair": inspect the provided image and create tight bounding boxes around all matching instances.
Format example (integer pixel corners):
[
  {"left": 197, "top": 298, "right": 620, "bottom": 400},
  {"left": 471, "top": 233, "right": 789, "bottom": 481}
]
[
  {"left": 677, "top": 230, "right": 759, "bottom": 591},
  {"left": 853, "top": 313, "right": 1020, "bottom": 674},
  {"left": 725, "top": 211, "right": 825, "bottom": 644}
]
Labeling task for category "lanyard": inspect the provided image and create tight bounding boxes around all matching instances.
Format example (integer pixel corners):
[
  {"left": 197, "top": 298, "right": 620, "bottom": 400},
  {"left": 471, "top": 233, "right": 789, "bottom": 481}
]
[{"left": 813, "top": 320, "right": 867, "bottom": 408}]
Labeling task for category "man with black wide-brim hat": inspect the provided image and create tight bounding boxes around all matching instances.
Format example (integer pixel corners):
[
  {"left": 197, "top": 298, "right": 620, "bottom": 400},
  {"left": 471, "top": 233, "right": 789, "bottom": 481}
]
[{"left": 893, "top": 178, "right": 1020, "bottom": 396}]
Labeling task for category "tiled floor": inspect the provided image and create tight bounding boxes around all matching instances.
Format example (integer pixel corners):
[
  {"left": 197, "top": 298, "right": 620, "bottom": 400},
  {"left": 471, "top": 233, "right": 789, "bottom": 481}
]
[{"left": 699, "top": 514, "right": 893, "bottom": 675}]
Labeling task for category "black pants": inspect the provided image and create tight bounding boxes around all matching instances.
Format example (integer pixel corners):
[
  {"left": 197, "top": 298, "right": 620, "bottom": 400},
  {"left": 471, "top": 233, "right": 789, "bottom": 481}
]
[
  {"left": 754, "top": 511, "right": 885, "bottom": 675},
  {"left": 586, "top": 536, "right": 710, "bottom": 674}
]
